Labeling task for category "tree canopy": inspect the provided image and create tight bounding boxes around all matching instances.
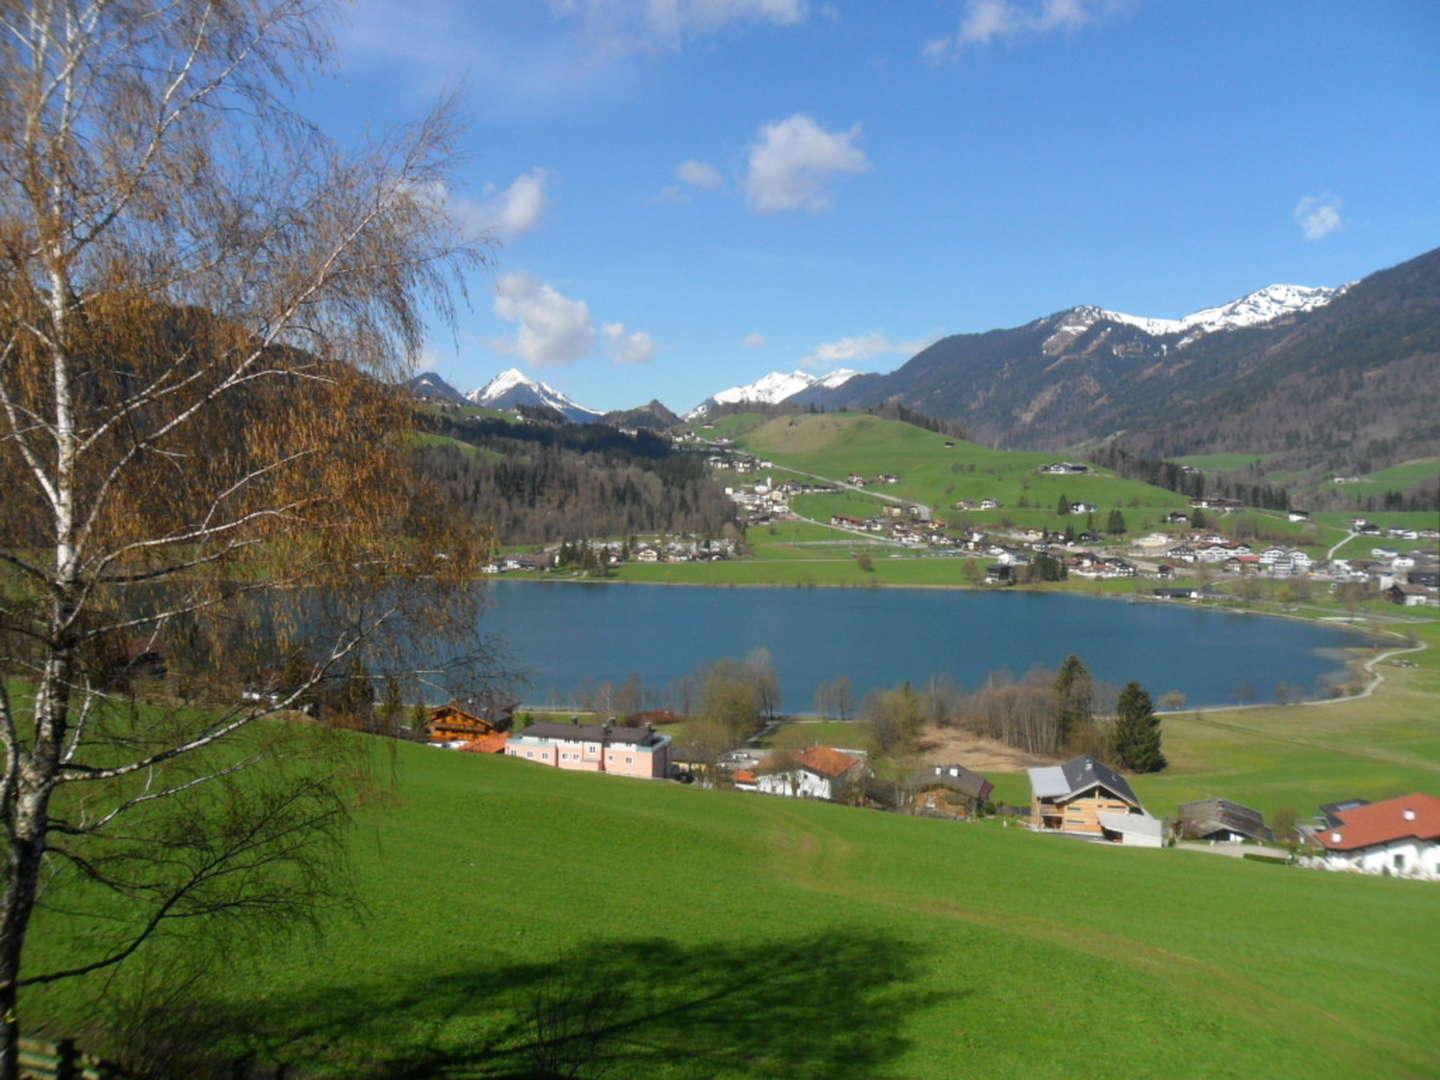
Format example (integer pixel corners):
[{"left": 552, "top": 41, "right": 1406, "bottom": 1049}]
[
  {"left": 0, "top": 1, "right": 489, "bottom": 1069},
  {"left": 1112, "top": 682, "right": 1167, "bottom": 773}
]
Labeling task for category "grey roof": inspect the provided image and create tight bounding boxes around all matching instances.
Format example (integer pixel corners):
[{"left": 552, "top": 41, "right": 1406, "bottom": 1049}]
[
  {"left": 1028, "top": 755, "right": 1142, "bottom": 809},
  {"left": 914, "top": 764, "right": 994, "bottom": 800},
  {"left": 1319, "top": 798, "right": 1370, "bottom": 827},
  {"left": 517, "top": 721, "right": 663, "bottom": 747},
  {"left": 1097, "top": 811, "right": 1165, "bottom": 840},
  {"left": 1178, "top": 797, "right": 1272, "bottom": 841}
]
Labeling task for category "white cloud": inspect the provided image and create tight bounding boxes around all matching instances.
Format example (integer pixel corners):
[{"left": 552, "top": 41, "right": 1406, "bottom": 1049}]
[
  {"left": 604, "top": 323, "right": 657, "bottom": 365},
  {"left": 925, "top": 0, "right": 1110, "bottom": 59},
  {"left": 640, "top": 0, "right": 809, "bottom": 41},
  {"left": 550, "top": 0, "right": 808, "bottom": 48},
  {"left": 799, "top": 332, "right": 933, "bottom": 370},
  {"left": 1294, "top": 193, "right": 1343, "bottom": 241},
  {"left": 742, "top": 332, "right": 768, "bottom": 348},
  {"left": 449, "top": 168, "right": 551, "bottom": 243},
  {"left": 677, "top": 159, "right": 724, "bottom": 189},
  {"left": 745, "top": 113, "right": 871, "bottom": 214},
  {"left": 492, "top": 273, "right": 596, "bottom": 368}
]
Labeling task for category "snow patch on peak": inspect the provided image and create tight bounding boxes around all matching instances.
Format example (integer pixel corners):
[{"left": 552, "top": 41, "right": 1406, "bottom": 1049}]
[
  {"left": 687, "top": 369, "right": 860, "bottom": 419},
  {"left": 473, "top": 367, "right": 538, "bottom": 398},
  {"left": 1043, "top": 283, "right": 1346, "bottom": 353},
  {"left": 466, "top": 368, "right": 602, "bottom": 422}
]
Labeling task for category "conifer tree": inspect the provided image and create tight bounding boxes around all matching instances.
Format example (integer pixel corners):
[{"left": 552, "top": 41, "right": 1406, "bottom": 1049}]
[
  {"left": 1113, "top": 682, "right": 1166, "bottom": 772},
  {"left": 1057, "top": 493, "right": 1071, "bottom": 516},
  {"left": 1106, "top": 508, "right": 1127, "bottom": 535},
  {"left": 1053, "top": 655, "right": 1093, "bottom": 747}
]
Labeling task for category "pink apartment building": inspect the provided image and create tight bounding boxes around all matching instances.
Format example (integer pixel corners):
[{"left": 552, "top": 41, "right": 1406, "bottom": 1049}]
[{"left": 505, "top": 720, "right": 672, "bottom": 779}]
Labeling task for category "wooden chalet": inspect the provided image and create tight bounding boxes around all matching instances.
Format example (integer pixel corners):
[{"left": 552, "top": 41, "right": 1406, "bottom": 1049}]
[
  {"left": 425, "top": 703, "right": 502, "bottom": 743},
  {"left": 1028, "top": 755, "right": 1152, "bottom": 840}
]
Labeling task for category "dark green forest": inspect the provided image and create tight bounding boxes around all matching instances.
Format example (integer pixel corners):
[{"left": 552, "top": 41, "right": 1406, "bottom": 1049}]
[{"left": 414, "top": 412, "right": 737, "bottom": 543}]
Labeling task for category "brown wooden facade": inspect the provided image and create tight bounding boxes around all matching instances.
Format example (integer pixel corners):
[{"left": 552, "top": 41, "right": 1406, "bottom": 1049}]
[
  {"left": 1033, "top": 788, "right": 1138, "bottom": 836},
  {"left": 425, "top": 704, "right": 500, "bottom": 743}
]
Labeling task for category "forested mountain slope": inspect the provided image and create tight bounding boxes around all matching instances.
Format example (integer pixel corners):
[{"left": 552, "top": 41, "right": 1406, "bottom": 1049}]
[{"left": 804, "top": 246, "right": 1440, "bottom": 475}]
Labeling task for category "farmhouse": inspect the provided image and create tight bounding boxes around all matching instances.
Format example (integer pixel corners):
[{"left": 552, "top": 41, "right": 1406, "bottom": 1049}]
[
  {"left": 1028, "top": 755, "right": 1157, "bottom": 843},
  {"left": 756, "top": 746, "right": 867, "bottom": 801},
  {"left": 1309, "top": 793, "right": 1440, "bottom": 880},
  {"left": 426, "top": 702, "right": 505, "bottom": 744},
  {"left": 913, "top": 764, "right": 994, "bottom": 818},
  {"left": 1178, "top": 798, "right": 1273, "bottom": 843},
  {"left": 505, "top": 720, "right": 672, "bottom": 779}
]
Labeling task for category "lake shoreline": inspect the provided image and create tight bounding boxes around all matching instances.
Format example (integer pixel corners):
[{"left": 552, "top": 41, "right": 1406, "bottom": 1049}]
[{"left": 480, "top": 578, "right": 1382, "bottom": 713}]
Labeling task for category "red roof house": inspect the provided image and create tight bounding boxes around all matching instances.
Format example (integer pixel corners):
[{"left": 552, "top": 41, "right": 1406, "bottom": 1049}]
[{"left": 1311, "top": 793, "right": 1440, "bottom": 880}]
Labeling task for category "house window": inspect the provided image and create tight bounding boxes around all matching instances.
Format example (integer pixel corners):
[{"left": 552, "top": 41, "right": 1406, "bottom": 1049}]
[
  {"left": 1394, "top": 853, "right": 1406, "bottom": 871},
  {"left": 626, "top": 756, "right": 634, "bottom": 765},
  {"left": 526, "top": 752, "right": 534, "bottom": 759}
]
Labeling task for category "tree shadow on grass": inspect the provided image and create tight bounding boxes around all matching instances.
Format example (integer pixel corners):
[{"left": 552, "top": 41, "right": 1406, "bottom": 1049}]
[{"left": 154, "top": 927, "right": 956, "bottom": 1078}]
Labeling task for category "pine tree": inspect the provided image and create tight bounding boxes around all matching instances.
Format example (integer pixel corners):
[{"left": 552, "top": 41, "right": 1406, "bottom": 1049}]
[
  {"left": 1053, "top": 655, "right": 1092, "bottom": 747},
  {"left": 1106, "top": 508, "right": 1127, "bottom": 535},
  {"left": 1190, "top": 507, "right": 1207, "bottom": 530},
  {"left": 1057, "top": 493, "right": 1071, "bottom": 516},
  {"left": 1113, "top": 681, "right": 1166, "bottom": 772}
]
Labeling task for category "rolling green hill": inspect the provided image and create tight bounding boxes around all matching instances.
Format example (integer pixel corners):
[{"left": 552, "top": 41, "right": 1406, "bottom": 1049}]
[
  {"left": 731, "top": 413, "right": 1189, "bottom": 528},
  {"left": 23, "top": 731, "right": 1439, "bottom": 1078}
]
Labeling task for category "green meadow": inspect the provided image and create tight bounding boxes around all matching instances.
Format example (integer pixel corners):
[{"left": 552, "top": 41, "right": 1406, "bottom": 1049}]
[
  {"left": 22, "top": 722, "right": 1440, "bottom": 1079},
  {"left": 731, "top": 413, "right": 1189, "bottom": 522}
]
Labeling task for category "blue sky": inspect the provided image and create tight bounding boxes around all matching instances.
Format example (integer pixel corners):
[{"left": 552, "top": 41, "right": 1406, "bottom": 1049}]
[{"left": 302, "top": 0, "right": 1440, "bottom": 413}]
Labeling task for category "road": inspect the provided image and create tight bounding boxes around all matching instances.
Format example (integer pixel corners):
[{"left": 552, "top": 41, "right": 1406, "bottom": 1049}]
[{"left": 771, "top": 463, "right": 932, "bottom": 520}]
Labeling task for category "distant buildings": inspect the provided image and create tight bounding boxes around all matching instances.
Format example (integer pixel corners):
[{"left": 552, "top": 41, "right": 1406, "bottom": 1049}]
[{"left": 506, "top": 720, "right": 672, "bottom": 780}]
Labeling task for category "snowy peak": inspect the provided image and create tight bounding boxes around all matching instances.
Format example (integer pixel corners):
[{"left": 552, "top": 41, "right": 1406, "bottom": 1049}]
[
  {"left": 688, "top": 369, "right": 860, "bottom": 418},
  {"left": 466, "top": 368, "right": 602, "bottom": 423},
  {"left": 1170, "top": 283, "right": 1347, "bottom": 337},
  {"left": 1044, "top": 283, "right": 1347, "bottom": 353},
  {"left": 406, "top": 371, "right": 467, "bottom": 403}
]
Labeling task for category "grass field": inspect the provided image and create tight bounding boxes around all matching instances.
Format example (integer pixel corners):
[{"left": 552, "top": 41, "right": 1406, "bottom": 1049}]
[
  {"left": 22, "top": 719, "right": 1440, "bottom": 1079},
  {"left": 1326, "top": 458, "right": 1440, "bottom": 499},
  {"left": 732, "top": 414, "right": 1190, "bottom": 524}
]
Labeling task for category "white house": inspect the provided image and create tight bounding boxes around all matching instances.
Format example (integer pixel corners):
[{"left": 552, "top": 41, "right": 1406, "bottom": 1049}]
[
  {"left": 1309, "top": 793, "right": 1440, "bottom": 880},
  {"left": 756, "top": 746, "right": 866, "bottom": 801}
]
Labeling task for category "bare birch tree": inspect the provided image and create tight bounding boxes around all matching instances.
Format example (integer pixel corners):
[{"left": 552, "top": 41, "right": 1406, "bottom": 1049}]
[{"left": 0, "top": 1, "right": 489, "bottom": 1070}]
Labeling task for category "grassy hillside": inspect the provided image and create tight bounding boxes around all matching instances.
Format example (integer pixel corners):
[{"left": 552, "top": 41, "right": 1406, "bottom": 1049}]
[
  {"left": 23, "top": 734, "right": 1439, "bottom": 1078},
  {"left": 733, "top": 413, "right": 1188, "bottom": 521}
]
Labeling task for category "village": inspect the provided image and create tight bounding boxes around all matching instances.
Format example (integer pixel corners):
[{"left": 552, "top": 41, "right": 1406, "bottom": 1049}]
[
  {"left": 483, "top": 444, "right": 1440, "bottom": 606},
  {"left": 418, "top": 699, "right": 1440, "bottom": 883}
]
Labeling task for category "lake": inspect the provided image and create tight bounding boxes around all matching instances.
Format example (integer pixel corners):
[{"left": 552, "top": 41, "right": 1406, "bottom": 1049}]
[{"left": 475, "top": 582, "right": 1373, "bottom": 711}]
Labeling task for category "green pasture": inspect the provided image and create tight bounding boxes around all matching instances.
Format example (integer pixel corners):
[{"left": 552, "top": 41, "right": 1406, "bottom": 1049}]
[
  {"left": 734, "top": 414, "right": 1189, "bottom": 523},
  {"left": 613, "top": 553, "right": 990, "bottom": 588},
  {"left": 756, "top": 720, "right": 871, "bottom": 751},
  {"left": 411, "top": 431, "right": 497, "bottom": 458},
  {"left": 687, "top": 412, "right": 770, "bottom": 440},
  {"left": 22, "top": 726, "right": 1440, "bottom": 1079},
  {"left": 1328, "top": 458, "right": 1440, "bottom": 499}
]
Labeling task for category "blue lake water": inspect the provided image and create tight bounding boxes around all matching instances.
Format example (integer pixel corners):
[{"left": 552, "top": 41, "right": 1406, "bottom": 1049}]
[{"left": 476, "top": 582, "right": 1372, "bottom": 711}]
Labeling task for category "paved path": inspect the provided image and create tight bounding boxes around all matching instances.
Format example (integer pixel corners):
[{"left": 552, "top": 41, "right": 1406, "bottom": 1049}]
[
  {"left": 1327, "top": 529, "right": 1359, "bottom": 561},
  {"left": 772, "top": 463, "right": 932, "bottom": 520},
  {"left": 1176, "top": 842, "right": 1292, "bottom": 860}
]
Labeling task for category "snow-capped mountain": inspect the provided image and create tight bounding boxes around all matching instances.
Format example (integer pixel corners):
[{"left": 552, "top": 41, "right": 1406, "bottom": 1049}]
[
  {"left": 466, "top": 368, "right": 603, "bottom": 424},
  {"left": 406, "top": 371, "right": 467, "bottom": 403},
  {"left": 687, "top": 369, "right": 860, "bottom": 418},
  {"left": 1044, "top": 283, "right": 1347, "bottom": 352}
]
